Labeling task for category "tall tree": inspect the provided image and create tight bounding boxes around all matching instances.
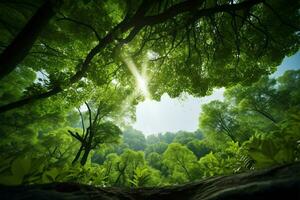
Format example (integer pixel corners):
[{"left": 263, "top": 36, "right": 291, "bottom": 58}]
[
  {"left": 69, "top": 101, "right": 122, "bottom": 166},
  {"left": 163, "top": 143, "right": 200, "bottom": 182},
  {"left": 123, "top": 127, "right": 147, "bottom": 151},
  {"left": 225, "top": 77, "right": 279, "bottom": 124},
  {"left": 200, "top": 100, "right": 240, "bottom": 143}
]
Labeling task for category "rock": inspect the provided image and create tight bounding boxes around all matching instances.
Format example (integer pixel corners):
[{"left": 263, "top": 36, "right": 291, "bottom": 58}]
[{"left": 1, "top": 162, "right": 300, "bottom": 200}]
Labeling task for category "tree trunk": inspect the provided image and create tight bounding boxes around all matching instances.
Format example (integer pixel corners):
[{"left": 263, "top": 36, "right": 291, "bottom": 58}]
[
  {"left": 0, "top": 0, "right": 61, "bottom": 80},
  {"left": 80, "top": 148, "right": 91, "bottom": 166},
  {"left": 1, "top": 162, "right": 299, "bottom": 199},
  {"left": 72, "top": 145, "right": 84, "bottom": 165}
]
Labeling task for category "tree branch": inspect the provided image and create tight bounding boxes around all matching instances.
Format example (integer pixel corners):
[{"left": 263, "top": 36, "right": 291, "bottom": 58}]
[
  {"left": 0, "top": 0, "right": 265, "bottom": 113},
  {"left": 56, "top": 16, "right": 101, "bottom": 41},
  {"left": 0, "top": 0, "right": 61, "bottom": 80},
  {"left": 68, "top": 130, "right": 83, "bottom": 142}
]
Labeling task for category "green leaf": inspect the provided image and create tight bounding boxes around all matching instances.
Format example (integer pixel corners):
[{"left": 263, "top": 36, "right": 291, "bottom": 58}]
[
  {"left": 11, "top": 157, "right": 31, "bottom": 179},
  {"left": 249, "top": 151, "right": 272, "bottom": 163},
  {"left": 261, "top": 140, "right": 277, "bottom": 158},
  {"left": 274, "top": 149, "right": 293, "bottom": 163},
  {"left": 46, "top": 168, "right": 59, "bottom": 180}
]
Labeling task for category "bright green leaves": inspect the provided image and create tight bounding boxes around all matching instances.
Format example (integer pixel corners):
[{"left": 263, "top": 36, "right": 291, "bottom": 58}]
[
  {"left": 128, "top": 167, "right": 150, "bottom": 187},
  {"left": 163, "top": 143, "right": 200, "bottom": 183},
  {"left": 99, "top": 149, "right": 161, "bottom": 187},
  {"left": 244, "top": 113, "right": 300, "bottom": 168},
  {"left": 198, "top": 152, "right": 220, "bottom": 177},
  {"left": 42, "top": 168, "right": 59, "bottom": 183},
  {"left": 200, "top": 100, "right": 241, "bottom": 144},
  {"left": 0, "top": 0, "right": 299, "bottom": 188},
  {"left": 199, "top": 70, "right": 300, "bottom": 172}
]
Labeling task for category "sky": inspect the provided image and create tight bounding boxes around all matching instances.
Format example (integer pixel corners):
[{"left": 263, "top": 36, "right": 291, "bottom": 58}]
[{"left": 133, "top": 51, "right": 300, "bottom": 135}]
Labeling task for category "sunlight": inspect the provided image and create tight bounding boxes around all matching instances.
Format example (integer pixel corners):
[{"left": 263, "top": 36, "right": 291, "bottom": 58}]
[
  {"left": 123, "top": 57, "right": 151, "bottom": 99},
  {"left": 137, "top": 76, "right": 149, "bottom": 97}
]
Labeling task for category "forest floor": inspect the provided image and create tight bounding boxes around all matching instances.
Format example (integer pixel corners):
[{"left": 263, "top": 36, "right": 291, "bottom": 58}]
[{"left": 1, "top": 162, "right": 300, "bottom": 200}]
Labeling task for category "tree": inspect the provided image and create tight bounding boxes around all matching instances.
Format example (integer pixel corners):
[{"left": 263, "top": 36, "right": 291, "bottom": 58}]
[
  {"left": 122, "top": 127, "right": 147, "bottom": 151},
  {"left": 39, "top": 127, "right": 79, "bottom": 167},
  {"left": 0, "top": 0, "right": 300, "bottom": 188},
  {"left": 146, "top": 134, "right": 161, "bottom": 145},
  {"left": 68, "top": 101, "right": 122, "bottom": 166},
  {"left": 200, "top": 100, "right": 240, "bottom": 143},
  {"left": 113, "top": 149, "right": 146, "bottom": 186},
  {"left": 186, "top": 139, "right": 211, "bottom": 159},
  {"left": 223, "top": 70, "right": 300, "bottom": 133},
  {"left": 225, "top": 77, "right": 279, "bottom": 124},
  {"left": 198, "top": 70, "right": 300, "bottom": 172},
  {"left": 157, "top": 132, "right": 176, "bottom": 144},
  {"left": 276, "top": 70, "right": 300, "bottom": 109},
  {"left": 163, "top": 143, "right": 201, "bottom": 182},
  {"left": 145, "top": 142, "right": 168, "bottom": 155},
  {"left": 147, "top": 152, "right": 163, "bottom": 170},
  {"left": 173, "top": 131, "right": 199, "bottom": 145},
  {"left": 1, "top": 0, "right": 299, "bottom": 113}
]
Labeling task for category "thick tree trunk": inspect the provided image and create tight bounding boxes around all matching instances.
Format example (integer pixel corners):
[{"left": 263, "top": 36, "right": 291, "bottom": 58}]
[
  {"left": 1, "top": 162, "right": 299, "bottom": 200},
  {"left": 0, "top": 0, "right": 60, "bottom": 80}
]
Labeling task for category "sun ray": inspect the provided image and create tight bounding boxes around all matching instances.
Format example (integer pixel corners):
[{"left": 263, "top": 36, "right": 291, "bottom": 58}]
[{"left": 123, "top": 57, "right": 151, "bottom": 99}]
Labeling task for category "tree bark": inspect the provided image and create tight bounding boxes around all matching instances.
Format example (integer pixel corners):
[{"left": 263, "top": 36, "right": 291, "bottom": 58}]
[
  {"left": 72, "top": 144, "right": 84, "bottom": 165},
  {"left": 80, "top": 148, "right": 91, "bottom": 166},
  {"left": 0, "top": 0, "right": 61, "bottom": 80}
]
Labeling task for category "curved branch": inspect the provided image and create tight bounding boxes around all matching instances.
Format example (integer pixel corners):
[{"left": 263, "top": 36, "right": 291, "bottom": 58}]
[{"left": 68, "top": 130, "right": 83, "bottom": 142}]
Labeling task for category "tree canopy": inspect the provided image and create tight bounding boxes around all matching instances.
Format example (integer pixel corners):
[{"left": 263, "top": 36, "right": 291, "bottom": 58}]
[
  {"left": 0, "top": 0, "right": 299, "bottom": 114},
  {"left": 0, "top": 0, "right": 299, "bottom": 189}
]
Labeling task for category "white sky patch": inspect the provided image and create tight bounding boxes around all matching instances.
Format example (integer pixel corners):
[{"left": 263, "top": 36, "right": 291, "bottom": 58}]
[
  {"left": 79, "top": 103, "right": 88, "bottom": 112},
  {"left": 34, "top": 69, "right": 49, "bottom": 84},
  {"left": 132, "top": 51, "right": 300, "bottom": 135},
  {"left": 133, "top": 88, "right": 224, "bottom": 135},
  {"left": 147, "top": 50, "right": 159, "bottom": 60}
]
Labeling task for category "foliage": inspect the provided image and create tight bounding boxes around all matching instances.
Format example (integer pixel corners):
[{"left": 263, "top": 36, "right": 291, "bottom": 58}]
[{"left": 0, "top": 0, "right": 299, "bottom": 188}]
